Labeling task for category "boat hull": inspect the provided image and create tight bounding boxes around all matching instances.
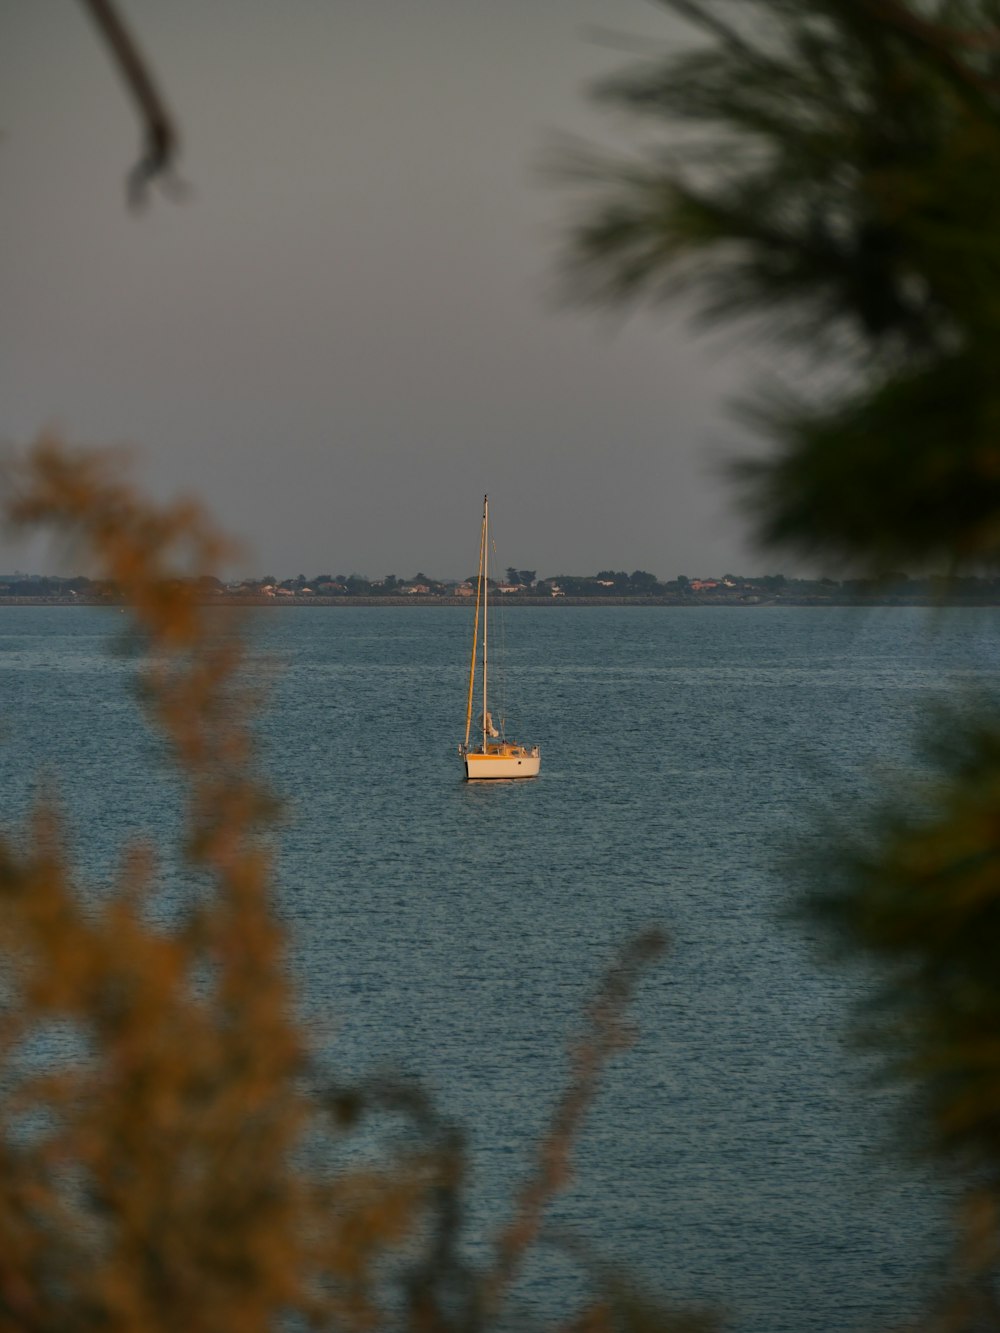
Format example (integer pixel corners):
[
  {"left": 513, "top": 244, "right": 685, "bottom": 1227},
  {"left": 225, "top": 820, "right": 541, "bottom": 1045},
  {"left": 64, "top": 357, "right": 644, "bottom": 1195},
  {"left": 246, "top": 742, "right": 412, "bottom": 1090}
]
[{"left": 465, "top": 751, "right": 541, "bottom": 780}]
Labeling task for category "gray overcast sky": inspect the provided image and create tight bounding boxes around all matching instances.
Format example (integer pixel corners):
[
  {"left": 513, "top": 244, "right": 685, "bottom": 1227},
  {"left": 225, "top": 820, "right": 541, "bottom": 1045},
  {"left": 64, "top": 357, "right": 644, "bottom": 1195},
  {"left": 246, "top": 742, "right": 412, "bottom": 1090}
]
[{"left": 1, "top": 0, "right": 765, "bottom": 582}]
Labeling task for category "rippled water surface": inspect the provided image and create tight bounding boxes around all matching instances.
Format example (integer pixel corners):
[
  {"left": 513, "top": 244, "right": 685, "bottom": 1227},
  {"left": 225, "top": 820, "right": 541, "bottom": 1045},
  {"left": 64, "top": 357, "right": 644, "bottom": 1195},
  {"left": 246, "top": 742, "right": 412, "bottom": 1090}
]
[{"left": 5, "top": 604, "right": 1000, "bottom": 1330}]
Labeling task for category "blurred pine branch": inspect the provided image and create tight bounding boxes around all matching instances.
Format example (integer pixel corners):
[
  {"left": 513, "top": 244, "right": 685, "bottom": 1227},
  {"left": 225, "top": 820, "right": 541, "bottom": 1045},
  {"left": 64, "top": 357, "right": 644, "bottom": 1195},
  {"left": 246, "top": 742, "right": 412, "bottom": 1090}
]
[{"left": 562, "top": 4, "right": 1000, "bottom": 1327}]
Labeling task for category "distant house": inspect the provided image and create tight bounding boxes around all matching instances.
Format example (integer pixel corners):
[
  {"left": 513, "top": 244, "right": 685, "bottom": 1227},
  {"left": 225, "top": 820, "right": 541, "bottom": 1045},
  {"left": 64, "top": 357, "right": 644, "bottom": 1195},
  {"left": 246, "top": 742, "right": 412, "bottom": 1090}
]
[{"left": 690, "top": 579, "right": 719, "bottom": 592}]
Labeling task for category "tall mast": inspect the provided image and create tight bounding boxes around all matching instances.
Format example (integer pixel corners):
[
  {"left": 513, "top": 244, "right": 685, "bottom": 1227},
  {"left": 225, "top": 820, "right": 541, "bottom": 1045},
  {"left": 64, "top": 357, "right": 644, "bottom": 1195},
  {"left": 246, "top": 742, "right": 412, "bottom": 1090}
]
[
  {"left": 482, "top": 494, "right": 489, "bottom": 751},
  {"left": 463, "top": 497, "right": 486, "bottom": 750}
]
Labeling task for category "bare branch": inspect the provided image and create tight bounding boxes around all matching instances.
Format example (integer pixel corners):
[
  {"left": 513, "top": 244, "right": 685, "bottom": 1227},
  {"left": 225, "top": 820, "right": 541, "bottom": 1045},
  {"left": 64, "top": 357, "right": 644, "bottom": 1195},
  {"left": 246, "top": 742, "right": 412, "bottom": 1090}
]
[
  {"left": 483, "top": 928, "right": 667, "bottom": 1316},
  {"left": 77, "top": 0, "right": 182, "bottom": 206}
]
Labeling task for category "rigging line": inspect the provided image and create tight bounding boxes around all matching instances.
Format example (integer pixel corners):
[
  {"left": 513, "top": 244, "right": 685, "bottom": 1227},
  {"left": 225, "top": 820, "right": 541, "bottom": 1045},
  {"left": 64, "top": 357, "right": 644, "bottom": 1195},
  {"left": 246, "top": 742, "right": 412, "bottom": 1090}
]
[
  {"left": 464, "top": 499, "right": 486, "bottom": 750},
  {"left": 491, "top": 532, "right": 513, "bottom": 737},
  {"left": 489, "top": 531, "right": 505, "bottom": 738}
]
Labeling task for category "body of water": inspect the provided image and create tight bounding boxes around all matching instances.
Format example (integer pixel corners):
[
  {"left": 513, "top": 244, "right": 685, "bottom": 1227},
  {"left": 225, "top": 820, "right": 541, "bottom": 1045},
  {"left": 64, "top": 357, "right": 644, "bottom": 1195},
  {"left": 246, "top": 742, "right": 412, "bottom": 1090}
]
[{"left": 3, "top": 604, "right": 996, "bottom": 1330}]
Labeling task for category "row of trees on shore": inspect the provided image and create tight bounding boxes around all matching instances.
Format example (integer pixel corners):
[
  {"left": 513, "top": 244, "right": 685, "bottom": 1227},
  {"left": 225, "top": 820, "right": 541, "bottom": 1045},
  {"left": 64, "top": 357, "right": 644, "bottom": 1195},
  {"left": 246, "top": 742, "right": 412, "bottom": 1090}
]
[{"left": 10, "top": 570, "right": 1000, "bottom": 603}]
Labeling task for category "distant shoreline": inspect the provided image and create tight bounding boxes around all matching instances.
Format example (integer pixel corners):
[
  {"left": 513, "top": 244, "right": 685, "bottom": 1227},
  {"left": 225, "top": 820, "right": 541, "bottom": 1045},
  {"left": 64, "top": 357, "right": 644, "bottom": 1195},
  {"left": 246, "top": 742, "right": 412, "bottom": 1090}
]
[{"left": 3, "top": 596, "right": 1000, "bottom": 610}]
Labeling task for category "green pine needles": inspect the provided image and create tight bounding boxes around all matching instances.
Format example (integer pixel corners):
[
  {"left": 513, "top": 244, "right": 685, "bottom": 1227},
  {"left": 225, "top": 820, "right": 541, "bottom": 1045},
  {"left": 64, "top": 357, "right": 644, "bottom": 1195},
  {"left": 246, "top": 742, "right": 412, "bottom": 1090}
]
[
  {"left": 562, "top": 0, "right": 1000, "bottom": 568},
  {"left": 566, "top": 5, "right": 1000, "bottom": 1326}
]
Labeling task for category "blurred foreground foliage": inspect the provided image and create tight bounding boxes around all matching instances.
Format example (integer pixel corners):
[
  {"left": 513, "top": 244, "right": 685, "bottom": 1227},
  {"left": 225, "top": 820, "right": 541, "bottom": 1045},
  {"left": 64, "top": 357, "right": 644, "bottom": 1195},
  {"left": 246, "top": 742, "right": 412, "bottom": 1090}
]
[
  {"left": 15, "top": 0, "right": 1000, "bottom": 1328},
  {"left": 0, "top": 441, "right": 691, "bottom": 1332},
  {"left": 564, "top": 0, "right": 1000, "bottom": 569},
  {"left": 564, "top": 0, "right": 1000, "bottom": 1326}
]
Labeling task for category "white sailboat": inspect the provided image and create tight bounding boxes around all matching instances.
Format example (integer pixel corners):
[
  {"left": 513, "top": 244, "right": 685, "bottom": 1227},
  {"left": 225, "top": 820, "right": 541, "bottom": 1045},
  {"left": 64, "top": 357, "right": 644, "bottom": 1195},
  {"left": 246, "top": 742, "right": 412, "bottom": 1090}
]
[{"left": 459, "top": 495, "right": 541, "bottom": 780}]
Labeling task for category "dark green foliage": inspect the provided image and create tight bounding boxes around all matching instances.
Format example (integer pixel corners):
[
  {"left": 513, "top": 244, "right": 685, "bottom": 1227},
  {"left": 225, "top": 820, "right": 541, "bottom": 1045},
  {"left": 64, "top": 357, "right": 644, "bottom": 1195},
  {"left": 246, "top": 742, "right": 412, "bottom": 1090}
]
[
  {"left": 561, "top": 0, "right": 1000, "bottom": 569},
  {"left": 734, "top": 350, "right": 1000, "bottom": 568},
  {"left": 804, "top": 706, "right": 1000, "bottom": 1201},
  {"left": 569, "top": 1, "right": 1000, "bottom": 348},
  {"left": 568, "top": 3, "right": 1000, "bottom": 1322},
  {"left": 629, "top": 570, "right": 660, "bottom": 590}
]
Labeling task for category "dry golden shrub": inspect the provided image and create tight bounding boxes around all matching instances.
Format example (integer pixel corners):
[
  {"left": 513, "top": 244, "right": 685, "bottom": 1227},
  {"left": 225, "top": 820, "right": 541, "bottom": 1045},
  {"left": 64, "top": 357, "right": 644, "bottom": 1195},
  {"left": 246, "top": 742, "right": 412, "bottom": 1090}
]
[{"left": 0, "top": 439, "right": 683, "bottom": 1333}]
